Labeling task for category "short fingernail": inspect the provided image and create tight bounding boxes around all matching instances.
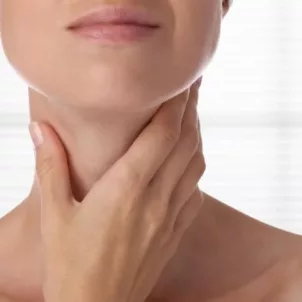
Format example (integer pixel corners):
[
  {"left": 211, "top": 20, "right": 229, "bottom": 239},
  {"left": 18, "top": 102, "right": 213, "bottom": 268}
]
[
  {"left": 196, "top": 77, "right": 203, "bottom": 88},
  {"left": 28, "top": 121, "right": 44, "bottom": 149}
]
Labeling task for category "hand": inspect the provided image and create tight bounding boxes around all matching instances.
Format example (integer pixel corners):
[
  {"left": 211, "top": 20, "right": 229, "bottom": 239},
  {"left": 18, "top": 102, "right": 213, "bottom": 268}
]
[{"left": 29, "top": 77, "right": 205, "bottom": 302}]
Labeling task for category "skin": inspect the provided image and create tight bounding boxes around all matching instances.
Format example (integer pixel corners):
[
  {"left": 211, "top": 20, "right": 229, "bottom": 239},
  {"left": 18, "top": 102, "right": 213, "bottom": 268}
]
[
  {"left": 31, "top": 82, "right": 205, "bottom": 302},
  {"left": 0, "top": 0, "right": 225, "bottom": 202},
  {"left": 1, "top": 0, "right": 302, "bottom": 301}
]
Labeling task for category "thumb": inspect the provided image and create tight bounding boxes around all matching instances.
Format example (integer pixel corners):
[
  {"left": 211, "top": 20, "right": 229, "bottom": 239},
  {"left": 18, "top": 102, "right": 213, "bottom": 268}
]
[{"left": 28, "top": 121, "right": 73, "bottom": 218}]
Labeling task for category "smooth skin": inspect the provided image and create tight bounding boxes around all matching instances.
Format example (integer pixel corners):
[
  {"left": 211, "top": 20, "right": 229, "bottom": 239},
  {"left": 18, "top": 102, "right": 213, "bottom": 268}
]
[
  {"left": 1, "top": 0, "right": 302, "bottom": 301},
  {"left": 33, "top": 81, "right": 204, "bottom": 302}
]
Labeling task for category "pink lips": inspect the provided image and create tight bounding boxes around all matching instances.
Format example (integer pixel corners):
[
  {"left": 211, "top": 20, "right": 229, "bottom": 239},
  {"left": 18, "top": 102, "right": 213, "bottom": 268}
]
[{"left": 66, "top": 5, "right": 161, "bottom": 43}]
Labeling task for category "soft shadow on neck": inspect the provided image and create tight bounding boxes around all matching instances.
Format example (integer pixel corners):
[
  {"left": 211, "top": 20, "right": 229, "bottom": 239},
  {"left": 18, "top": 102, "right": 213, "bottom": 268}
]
[
  {"left": 1, "top": 87, "right": 302, "bottom": 302},
  {"left": 28, "top": 87, "right": 160, "bottom": 201}
]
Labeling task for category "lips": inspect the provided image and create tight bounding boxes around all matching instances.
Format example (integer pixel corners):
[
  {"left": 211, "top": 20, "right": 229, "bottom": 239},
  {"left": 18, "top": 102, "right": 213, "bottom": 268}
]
[{"left": 66, "top": 5, "right": 161, "bottom": 29}]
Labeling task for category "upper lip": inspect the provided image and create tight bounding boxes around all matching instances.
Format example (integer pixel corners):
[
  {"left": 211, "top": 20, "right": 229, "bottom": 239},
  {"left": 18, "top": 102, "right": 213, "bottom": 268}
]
[{"left": 66, "top": 5, "right": 161, "bottom": 29}]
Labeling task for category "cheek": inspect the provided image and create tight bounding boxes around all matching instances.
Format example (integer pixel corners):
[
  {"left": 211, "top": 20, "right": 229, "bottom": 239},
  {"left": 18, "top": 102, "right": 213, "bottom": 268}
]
[
  {"left": 1, "top": 1, "right": 49, "bottom": 85},
  {"left": 0, "top": 1, "right": 3, "bottom": 39},
  {"left": 171, "top": 0, "right": 222, "bottom": 80},
  {"left": 1, "top": 0, "right": 84, "bottom": 104}
]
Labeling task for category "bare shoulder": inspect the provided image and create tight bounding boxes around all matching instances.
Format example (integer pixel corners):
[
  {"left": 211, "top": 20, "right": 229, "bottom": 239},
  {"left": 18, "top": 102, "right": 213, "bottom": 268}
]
[
  {"left": 261, "top": 256, "right": 302, "bottom": 302},
  {"left": 208, "top": 255, "right": 302, "bottom": 302}
]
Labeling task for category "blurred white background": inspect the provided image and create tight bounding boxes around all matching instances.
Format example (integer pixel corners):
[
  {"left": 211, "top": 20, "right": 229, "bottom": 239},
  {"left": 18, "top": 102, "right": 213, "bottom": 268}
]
[{"left": 0, "top": 0, "right": 302, "bottom": 234}]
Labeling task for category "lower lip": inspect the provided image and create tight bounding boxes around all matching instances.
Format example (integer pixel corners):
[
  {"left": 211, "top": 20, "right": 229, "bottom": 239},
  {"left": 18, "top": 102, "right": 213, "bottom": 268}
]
[{"left": 68, "top": 23, "right": 159, "bottom": 43}]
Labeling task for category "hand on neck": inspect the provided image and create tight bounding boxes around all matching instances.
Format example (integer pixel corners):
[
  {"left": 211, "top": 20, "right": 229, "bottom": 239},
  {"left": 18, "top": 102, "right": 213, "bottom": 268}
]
[
  {"left": 27, "top": 86, "right": 163, "bottom": 202},
  {"left": 6, "top": 86, "right": 302, "bottom": 302},
  {"left": 0, "top": 85, "right": 176, "bottom": 301}
]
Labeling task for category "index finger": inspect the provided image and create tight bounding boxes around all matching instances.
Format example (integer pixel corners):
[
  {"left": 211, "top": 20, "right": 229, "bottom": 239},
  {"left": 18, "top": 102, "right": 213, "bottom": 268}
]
[{"left": 114, "top": 83, "right": 199, "bottom": 186}]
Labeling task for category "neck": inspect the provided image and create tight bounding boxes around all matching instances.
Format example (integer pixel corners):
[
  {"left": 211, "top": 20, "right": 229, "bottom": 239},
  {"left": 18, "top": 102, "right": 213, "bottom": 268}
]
[
  {"left": 1, "top": 88, "right": 302, "bottom": 302},
  {"left": 27, "top": 87, "right": 161, "bottom": 202},
  {"left": 0, "top": 86, "right": 164, "bottom": 301}
]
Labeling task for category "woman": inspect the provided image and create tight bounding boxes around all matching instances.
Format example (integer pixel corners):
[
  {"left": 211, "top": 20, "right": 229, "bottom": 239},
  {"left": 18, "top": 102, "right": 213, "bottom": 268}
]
[{"left": 1, "top": 0, "right": 302, "bottom": 301}]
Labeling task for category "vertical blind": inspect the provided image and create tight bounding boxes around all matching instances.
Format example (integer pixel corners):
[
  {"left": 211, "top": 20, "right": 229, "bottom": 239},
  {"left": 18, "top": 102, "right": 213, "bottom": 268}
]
[{"left": 0, "top": 0, "right": 302, "bottom": 234}]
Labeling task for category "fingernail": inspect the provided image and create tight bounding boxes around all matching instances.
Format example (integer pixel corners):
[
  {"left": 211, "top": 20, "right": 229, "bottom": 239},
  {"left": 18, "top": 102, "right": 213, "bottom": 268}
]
[
  {"left": 28, "top": 121, "right": 44, "bottom": 148},
  {"left": 196, "top": 77, "right": 203, "bottom": 88}
]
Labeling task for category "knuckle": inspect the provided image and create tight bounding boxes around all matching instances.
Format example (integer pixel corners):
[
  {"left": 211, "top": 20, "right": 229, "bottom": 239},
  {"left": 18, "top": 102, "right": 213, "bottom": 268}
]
[
  {"left": 158, "top": 202, "right": 169, "bottom": 222},
  {"left": 37, "top": 154, "right": 54, "bottom": 180},
  {"left": 145, "top": 222, "right": 159, "bottom": 241},
  {"left": 144, "top": 204, "right": 167, "bottom": 231},
  {"left": 174, "top": 203, "right": 193, "bottom": 233},
  {"left": 155, "top": 205, "right": 167, "bottom": 224},
  {"left": 144, "top": 215, "right": 160, "bottom": 238},
  {"left": 117, "top": 160, "right": 143, "bottom": 187},
  {"left": 200, "top": 154, "right": 207, "bottom": 173},
  {"left": 184, "top": 124, "right": 199, "bottom": 150},
  {"left": 161, "top": 126, "right": 180, "bottom": 145},
  {"left": 195, "top": 152, "right": 206, "bottom": 177}
]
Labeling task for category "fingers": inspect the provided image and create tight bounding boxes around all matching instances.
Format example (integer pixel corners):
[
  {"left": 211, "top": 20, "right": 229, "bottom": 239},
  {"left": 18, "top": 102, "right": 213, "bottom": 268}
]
[
  {"left": 166, "top": 150, "right": 205, "bottom": 235},
  {"left": 28, "top": 122, "right": 73, "bottom": 222},
  {"left": 106, "top": 78, "right": 203, "bottom": 193},
  {"left": 159, "top": 117, "right": 205, "bottom": 243},
  {"left": 149, "top": 80, "right": 200, "bottom": 199},
  {"left": 166, "top": 116, "right": 205, "bottom": 225},
  {"left": 108, "top": 88, "right": 191, "bottom": 189}
]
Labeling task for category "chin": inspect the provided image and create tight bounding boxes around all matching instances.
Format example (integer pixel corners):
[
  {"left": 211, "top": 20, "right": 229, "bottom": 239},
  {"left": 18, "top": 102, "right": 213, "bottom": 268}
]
[
  {"left": 29, "top": 69, "right": 195, "bottom": 114},
  {"left": 53, "top": 78, "right": 180, "bottom": 113},
  {"left": 10, "top": 45, "right": 203, "bottom": 113},
  {"left": 59, "top": 67, "right": 182, "bottom": 112}
]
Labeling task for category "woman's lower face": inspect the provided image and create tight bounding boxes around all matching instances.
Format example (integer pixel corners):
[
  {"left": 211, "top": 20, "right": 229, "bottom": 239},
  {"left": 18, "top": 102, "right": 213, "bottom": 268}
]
[{"left": 0, "top": 0, "right": 224, "bottom": 111}]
